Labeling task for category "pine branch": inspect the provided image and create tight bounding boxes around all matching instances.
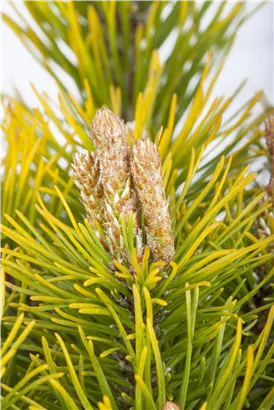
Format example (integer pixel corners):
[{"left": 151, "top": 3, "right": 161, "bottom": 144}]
[{"left": 1, "top": 1, "right": 274, "bottom": 409}]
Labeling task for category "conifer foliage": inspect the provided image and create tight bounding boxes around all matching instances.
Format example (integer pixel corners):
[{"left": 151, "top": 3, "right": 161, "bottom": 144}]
[{"left": 1, "top": 2, "right": 274, "bottom": 410}]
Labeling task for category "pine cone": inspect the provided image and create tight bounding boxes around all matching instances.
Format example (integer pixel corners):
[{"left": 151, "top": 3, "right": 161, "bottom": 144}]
[
  {"left": 90, "top": 107, "right": 142, "bottom": 263},
  {"left": 71, "top": 150, "right": 104, "bottom": 229},
  {"left": 131, "top": 138, "right": 175, "bottom": 263},
  {"left": 161, "top": 402, "right": 180, "bottom": 410}
]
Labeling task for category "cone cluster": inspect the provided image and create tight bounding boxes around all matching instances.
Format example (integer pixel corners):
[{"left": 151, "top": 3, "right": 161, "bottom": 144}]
[{"left": 72, "top": 107, "right": 175, "bottom": 265}]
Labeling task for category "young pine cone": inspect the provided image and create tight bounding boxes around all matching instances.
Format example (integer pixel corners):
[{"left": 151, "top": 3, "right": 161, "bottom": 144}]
[
  {"left": 71, "top": 150, "right": 104, "bottom": 231},
  {"left": 131, "top": 138, "right": 175, "bottom": 264},
  {"left": 161, "top": 402, "right": 180, "bottom": 410},
  {"left": 90, "top": 107, "right": 142, "bottom": 262}
]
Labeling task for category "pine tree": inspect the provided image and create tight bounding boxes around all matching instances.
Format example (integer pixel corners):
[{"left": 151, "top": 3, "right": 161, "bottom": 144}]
[{"left": 1, "top": 2, "right": 274, "bottom": 410}]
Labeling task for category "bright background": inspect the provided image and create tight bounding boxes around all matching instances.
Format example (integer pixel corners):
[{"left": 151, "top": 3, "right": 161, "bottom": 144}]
[{"left": 2, "top": 2, "right": 274, "bottom": 112}]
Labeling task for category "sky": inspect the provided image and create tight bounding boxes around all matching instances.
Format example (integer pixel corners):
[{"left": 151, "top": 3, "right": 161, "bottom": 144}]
[{"left": 2, "top": 1, "right": 274, "bottom": 112}]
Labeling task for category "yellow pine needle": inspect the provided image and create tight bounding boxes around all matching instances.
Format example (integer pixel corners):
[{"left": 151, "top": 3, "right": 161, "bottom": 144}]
[
  {"left": 137, "top": 346, "right": 148, "bottom": 377},
  {"left": 83, "top": 78, "right": 96, "bottom": 119},
  {"left": 212, "top": 3, "right": 243, "bottom": 31},
  {"left": 141, "top": 246, "right": 151, "bottom": 277},
  {"left": 151, "top": 298, "right": 168, "bottom": 307},
  {"left": 155, "top": 126, "right": 164, "bottom": 146},
  {"left": 114, "top": 272, "right": 131, "bottom": 279},
  {"left": 55, "top": 332, "right": 93, "bottom": 410},
  {"left": 145, "top": 1, "right": 159, "bottom": 53},
  {"left": 67, "top": 91, "right": 91, "bottom": 125},
  {"left": 1, "top": 313, "right": 24, "bottom": 357},
  {"left": 178, "top": 223, "right": 219, "bottom": 269},
  {"left": 133, "top": 23, "right": 144, "bottom": 99},
  {"left": 257, "top": 385, "right": 274, "bottom": 410},
  {"left": 110, "top": 85, "right": 121, "bottom": 116},
  {"left": 0, "top": 245, "right": 10, "bottom": 319},
  {"left": 166, "top": 169, "right": 178, "bottom": 196},
  {"left": 208, "top": 319, "right": 243, "bottom": 406},
  {"left": 159, "top": 94, "right": 177, "bottom": 157},
  {"left": 253, "top": 305, "right": 274, "bottom": 371},
  {"left": 49, "top": 380, "right": 81, "bottom": 410},
  {"left": 184, "top": 282, "right": 211, "bottom": 291},
  {"left": 268, "top": 214, "right": 274, "bottom": 233},
  {"left": 175, "top": 146, "right": 205, "bottom": 212},
  {"left": 66, "top": 2, "right": 96, "bottom": 90},
  {"left": 146, "top": 268, "right": 161, "bottom": 281},
  {"left": 134, "top": 375, "right": 157, "bottom": 410},
  {"left": 179, "top": 1, "right": 188, "bottom": 26},
  {"left": 134, "top": 92, "right": 146, "bottom": 140},
  {"left": 58, "top": 94, "right": 91, "bottom": 147},
  {"left": 236, "top": 346, "right": 254, "bottom": 410},
  {"left": 155, "top": 261, "right": 178, "bottom": 299},
  {"left": 113, "top": 260, "right": 131, "bottom": 276},
  {"left": 1, "top": 320, "right": 35, "bottom": 367},
  {"left": 98, "top": 396, "right": 112, "bottom": 410},
  {"left": 100, "top": 348, "right": 120, "bottom": 359},
  {"left": 73, "top": 284, "right": 96, "bottom": 298}
]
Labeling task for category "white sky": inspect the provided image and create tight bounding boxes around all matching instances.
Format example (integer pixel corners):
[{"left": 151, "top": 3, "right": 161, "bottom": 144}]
[{"left": 2, "top": 1, "right": 274, "bottom": 111}]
